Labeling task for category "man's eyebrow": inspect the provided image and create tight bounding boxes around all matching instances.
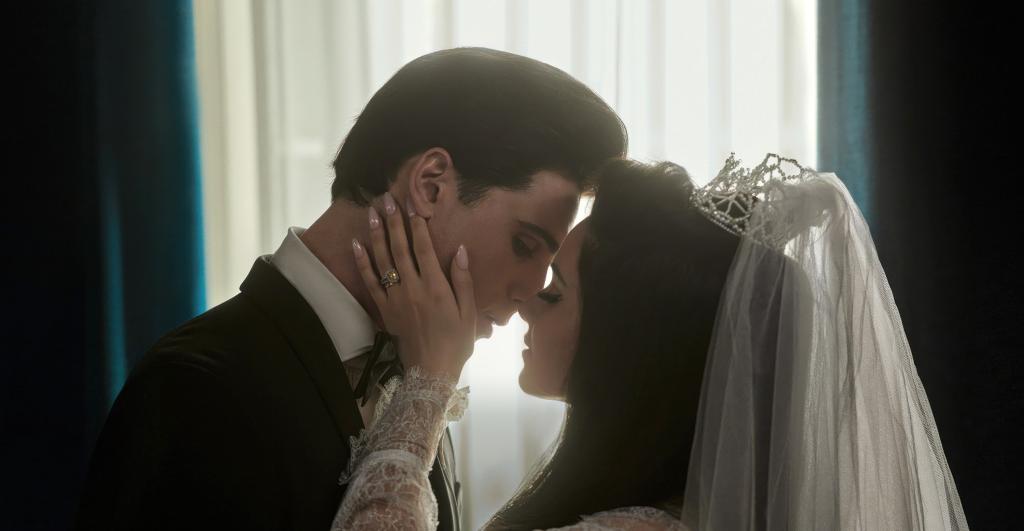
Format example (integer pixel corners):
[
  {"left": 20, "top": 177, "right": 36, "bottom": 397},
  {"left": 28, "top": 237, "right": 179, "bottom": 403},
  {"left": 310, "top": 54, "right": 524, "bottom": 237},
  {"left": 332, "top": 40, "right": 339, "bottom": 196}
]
[
  {"left": 518, "top": 220, "right": 559, "bottom": 254},
  {"left": 551, "top": 263, "right": 566, "bottom": 286}
]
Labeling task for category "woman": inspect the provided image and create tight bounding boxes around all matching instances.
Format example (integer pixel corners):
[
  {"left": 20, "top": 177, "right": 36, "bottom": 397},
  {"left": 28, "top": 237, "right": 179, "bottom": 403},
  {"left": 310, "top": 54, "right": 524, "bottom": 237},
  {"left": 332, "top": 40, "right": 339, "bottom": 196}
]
[{"left": 332, "top": 156, "right": 969, "bottom": 530}]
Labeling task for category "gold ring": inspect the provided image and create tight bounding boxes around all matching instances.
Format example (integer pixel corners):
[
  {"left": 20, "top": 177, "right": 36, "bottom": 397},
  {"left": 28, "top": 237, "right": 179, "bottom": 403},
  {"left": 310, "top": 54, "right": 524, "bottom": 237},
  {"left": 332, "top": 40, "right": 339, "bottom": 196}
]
[{"left": 380, "top": 269, "right": 401, "bottom": 289}]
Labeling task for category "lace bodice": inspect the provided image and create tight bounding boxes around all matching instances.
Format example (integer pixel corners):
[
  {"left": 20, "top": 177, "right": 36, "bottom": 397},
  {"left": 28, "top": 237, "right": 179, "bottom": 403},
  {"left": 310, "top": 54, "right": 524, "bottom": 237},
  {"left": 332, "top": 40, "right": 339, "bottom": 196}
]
[
  {"left": 549, "top": 506, "right": 688, "bottom": 530},
  {"left": 330, "top": 367, "right": 687, "bottom": 530}
]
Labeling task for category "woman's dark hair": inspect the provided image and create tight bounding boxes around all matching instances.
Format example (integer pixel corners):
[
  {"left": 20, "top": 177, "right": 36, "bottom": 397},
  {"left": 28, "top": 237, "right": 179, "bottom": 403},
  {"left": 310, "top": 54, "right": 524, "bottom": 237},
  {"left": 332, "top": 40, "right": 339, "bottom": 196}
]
[
  {"left": 331, "top": 47, "right": 627, "bottom": 206},
  {"left": 487, "top": 160, "right": 742, "bottom": 529}
]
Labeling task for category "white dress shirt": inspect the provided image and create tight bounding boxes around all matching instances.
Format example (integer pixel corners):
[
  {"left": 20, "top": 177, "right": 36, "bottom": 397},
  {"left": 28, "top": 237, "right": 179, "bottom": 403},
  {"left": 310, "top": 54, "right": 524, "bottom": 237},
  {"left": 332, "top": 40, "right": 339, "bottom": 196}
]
[{"left": 269, "top": 226, "right": 385, "bottom": 427}]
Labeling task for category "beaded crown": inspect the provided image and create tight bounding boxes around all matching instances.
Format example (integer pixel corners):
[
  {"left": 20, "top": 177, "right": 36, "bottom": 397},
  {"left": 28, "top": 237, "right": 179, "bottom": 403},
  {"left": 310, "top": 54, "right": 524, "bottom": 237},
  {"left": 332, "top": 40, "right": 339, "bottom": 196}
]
[{"left": 691, "top": 152, "right": 814, "bottom": 248}]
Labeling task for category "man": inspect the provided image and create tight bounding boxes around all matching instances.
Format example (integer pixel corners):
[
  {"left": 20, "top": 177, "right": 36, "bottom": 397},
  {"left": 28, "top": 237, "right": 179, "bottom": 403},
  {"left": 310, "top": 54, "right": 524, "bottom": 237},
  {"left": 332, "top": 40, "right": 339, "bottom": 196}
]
[{"left": 76, "top": 47, "right": 626, "bottom": 530}]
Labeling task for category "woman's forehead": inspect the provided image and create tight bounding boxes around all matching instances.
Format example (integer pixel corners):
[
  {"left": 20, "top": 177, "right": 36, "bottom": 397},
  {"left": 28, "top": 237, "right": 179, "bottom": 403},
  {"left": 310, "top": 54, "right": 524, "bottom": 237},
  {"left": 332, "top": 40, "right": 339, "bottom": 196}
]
[{"left": 553, "top": 219, "right": 588, "bottom": 281}]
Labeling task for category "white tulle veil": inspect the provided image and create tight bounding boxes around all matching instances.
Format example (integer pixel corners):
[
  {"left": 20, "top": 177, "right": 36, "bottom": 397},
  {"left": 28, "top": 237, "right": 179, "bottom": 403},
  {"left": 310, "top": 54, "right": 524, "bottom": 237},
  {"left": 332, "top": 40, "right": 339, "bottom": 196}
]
[{"left": 680, "top": 154, "right": 969, "bottom": 530}]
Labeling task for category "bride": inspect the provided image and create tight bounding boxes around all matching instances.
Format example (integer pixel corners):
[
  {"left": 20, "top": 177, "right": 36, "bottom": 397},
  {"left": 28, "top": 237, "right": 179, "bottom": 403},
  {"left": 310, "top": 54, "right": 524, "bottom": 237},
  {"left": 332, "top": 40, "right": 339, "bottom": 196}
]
[{"left": 332, "top": 155, "right": 969, "bottom": 530}]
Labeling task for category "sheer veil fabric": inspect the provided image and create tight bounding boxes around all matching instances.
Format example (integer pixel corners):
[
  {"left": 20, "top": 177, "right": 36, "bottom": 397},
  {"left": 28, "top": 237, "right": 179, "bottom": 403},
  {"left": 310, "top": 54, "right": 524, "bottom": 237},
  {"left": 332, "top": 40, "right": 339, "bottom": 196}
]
[{"left": 681, "top": 155, "right": 969, "bottom": 530}]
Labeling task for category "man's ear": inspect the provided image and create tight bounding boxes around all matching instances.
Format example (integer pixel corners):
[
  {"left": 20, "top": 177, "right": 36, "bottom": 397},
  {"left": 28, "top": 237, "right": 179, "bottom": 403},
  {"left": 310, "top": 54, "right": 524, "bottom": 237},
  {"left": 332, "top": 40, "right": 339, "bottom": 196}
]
[{"left": 407, "top": 148, "right": 456, "bottom": 219}]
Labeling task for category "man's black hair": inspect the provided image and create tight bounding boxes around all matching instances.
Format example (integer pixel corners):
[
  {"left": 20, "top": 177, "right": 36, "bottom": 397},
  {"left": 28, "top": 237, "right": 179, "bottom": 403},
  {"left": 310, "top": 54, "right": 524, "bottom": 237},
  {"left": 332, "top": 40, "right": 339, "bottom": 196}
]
[{"left": 331, "top": 47, "right": 628, "bottom": 205}]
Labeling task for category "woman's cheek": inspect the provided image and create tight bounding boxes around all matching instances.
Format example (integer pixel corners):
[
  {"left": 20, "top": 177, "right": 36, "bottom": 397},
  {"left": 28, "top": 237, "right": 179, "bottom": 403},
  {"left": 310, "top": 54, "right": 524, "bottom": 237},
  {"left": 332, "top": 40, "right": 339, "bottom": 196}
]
[
  {"left": 549, "top": 321, "right": 579, "bottom": 395},
  {"left": 525, "top": 333, "right": 569, "bottom": 398}
]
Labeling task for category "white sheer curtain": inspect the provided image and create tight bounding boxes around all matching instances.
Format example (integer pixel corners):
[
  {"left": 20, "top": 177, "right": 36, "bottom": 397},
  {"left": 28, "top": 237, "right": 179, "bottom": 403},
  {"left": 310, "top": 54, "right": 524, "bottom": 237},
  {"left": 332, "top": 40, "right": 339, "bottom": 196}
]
[{"left": 193, "top": 1, "right": 816, "bottom": 527}]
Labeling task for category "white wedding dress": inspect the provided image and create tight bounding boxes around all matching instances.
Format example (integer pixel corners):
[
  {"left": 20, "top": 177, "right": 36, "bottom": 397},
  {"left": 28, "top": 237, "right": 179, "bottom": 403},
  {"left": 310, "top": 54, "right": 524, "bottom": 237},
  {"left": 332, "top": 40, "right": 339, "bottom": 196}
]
[{"left": 329, "top": 367, "right": 687, "bottom": 530}]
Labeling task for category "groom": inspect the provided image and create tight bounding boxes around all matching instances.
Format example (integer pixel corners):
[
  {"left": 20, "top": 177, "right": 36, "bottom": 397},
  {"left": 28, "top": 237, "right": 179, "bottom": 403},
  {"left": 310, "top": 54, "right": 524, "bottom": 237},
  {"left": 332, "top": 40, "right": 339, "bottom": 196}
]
[{"left": 75, "top": 48, "right": 625, "bottom": 531}]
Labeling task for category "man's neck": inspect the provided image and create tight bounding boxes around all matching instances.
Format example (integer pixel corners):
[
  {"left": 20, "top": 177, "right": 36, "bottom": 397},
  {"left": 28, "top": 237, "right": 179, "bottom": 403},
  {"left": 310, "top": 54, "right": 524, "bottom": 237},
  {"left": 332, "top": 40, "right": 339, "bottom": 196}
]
[{"left": 299, "top": 200, "right": 383, "bottom": 328}]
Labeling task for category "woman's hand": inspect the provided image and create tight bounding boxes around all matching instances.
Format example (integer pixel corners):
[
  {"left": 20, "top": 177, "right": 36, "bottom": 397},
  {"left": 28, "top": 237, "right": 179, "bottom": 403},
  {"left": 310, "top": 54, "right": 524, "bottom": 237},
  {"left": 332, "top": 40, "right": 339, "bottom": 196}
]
[{"left": 352, "top": 192, "right": 477, "bottom": 380}]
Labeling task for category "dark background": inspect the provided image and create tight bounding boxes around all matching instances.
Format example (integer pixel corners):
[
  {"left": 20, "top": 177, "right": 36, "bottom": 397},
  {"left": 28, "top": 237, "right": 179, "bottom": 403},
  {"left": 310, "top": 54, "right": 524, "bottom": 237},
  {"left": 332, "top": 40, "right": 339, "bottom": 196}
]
[
  {"left": 5, "top": 1, "right": 1020, "bottom": 529},
  {"left": 864, "top": 2, "right": 1022, "bottom": 528}
]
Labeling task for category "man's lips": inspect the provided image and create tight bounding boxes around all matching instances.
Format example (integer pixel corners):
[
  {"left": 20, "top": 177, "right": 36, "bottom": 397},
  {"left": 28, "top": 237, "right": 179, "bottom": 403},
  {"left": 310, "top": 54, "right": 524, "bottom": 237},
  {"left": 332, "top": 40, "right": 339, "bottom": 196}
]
[
  {"left": 479, "top": 312, "right": 514, "bottom": 339},
  {"left": 487, "top": 312, "right": 512, "bottom": 327},
  {"left": 479, "top": 313, "right": 496, "bottom": 338}
]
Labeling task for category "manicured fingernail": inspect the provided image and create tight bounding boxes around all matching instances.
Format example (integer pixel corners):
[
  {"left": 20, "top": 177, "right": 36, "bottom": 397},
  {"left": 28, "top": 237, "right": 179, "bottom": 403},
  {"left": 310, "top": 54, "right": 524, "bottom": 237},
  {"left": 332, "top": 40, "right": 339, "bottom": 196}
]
[
  {"left": 456, "top": 244, "right": 469, "bottom": 270},
  {"left": 368, "top": 206, "right": 381, "bottom": 229},
  {"left": 406, "top": 198, "right": 416, "bottom": 217},
  {"left": 351, "top": 238, "right": 364, "bottom": 258},
  {"left": 383, "top": 192, "right": 397, "bottom": 215}
]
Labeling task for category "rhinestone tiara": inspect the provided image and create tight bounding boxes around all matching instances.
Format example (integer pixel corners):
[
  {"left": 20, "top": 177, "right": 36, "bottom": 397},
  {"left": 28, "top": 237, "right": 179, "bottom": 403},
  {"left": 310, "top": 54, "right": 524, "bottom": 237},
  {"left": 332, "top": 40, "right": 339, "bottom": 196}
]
[{"left": 691, "top": 153, "right": 813, "bottom": 245}]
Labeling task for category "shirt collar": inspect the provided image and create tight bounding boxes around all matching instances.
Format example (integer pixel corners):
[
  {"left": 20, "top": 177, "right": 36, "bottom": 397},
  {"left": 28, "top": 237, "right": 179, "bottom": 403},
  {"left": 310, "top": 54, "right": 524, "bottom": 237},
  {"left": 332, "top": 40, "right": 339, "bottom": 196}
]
[{"left": 269, "top": 227, "right": 376, "bottom": 363}]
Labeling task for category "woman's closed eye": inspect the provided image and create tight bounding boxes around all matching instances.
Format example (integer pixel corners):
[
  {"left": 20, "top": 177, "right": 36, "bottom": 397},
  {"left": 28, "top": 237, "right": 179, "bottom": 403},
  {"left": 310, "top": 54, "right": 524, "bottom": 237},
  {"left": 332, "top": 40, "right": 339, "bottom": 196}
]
[{"left": 538, "top": 290, "right": 562, "bottom": 304}]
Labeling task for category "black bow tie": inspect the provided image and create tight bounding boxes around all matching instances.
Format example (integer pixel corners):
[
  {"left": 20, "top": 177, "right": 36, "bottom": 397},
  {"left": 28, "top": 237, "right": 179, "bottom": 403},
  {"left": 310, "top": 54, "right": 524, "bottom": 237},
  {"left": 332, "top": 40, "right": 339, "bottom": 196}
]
[{"left": 352, "top": 330, "right": 403, "bottom": 407}]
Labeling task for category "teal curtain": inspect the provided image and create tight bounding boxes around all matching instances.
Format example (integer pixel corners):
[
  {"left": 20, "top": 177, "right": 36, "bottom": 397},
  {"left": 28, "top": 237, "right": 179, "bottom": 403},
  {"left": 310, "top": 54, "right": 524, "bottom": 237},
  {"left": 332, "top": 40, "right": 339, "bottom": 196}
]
[
  {"left": 817, "top": 0, "right": 873, "bottom": 223},
  {"left": 95, "top": 0, "right": 206, "bottom": 405},
  {"left": 818, "top": 1, "right": 1021, "bottom": 527},
  {"left": 5, "top": 1, "right": 205, "bottom": 529}
]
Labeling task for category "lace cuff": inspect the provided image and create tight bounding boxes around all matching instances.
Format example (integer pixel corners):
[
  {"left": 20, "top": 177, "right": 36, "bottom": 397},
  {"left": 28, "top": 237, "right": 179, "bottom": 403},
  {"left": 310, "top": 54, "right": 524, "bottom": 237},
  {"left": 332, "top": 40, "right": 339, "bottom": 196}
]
[
  {"left": 339, "top": 366, "right": 468, "bottom": 484},
  {"left": 332, "top": 367, "right": 469, "bottom": 530}
]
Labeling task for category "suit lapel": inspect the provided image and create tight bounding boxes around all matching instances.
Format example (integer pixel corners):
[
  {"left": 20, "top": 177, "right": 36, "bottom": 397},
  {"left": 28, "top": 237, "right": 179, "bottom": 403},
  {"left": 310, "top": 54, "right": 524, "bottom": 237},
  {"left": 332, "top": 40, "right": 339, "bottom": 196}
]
[
  {"left": 436, "top": 428, "right": 461, "bottom": 531},
  {"left": 430, "top": 450, "right": 457, "bottom": 531},
  {"left": 240, "top": 257, "right": 365, "bottom": 440},
  {"left": 240, "top": 257, "right": 460, "bottom": 529}
]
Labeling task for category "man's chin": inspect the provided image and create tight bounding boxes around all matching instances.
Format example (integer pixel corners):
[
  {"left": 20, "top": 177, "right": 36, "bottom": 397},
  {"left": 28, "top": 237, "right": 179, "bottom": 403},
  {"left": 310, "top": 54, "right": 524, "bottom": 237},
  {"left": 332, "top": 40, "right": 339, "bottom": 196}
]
[
  {"left": 477, "top": 319, "right": 493, "bottom": 341},
  {"left": 476, "top": 318, "right": 494, "bottom": 340}
]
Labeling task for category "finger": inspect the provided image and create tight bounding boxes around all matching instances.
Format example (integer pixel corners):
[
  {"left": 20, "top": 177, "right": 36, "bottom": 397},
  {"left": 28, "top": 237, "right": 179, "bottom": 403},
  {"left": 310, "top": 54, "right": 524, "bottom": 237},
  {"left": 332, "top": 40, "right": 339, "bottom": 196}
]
[
  {"left": 450, "top": 244, "right": 476, "bottom": 322},
  {"left": 406, "top": 202, "right": 445, "bottom": 283},
  {"left": 367, "top": 204, "right": 396, "bottom": 280},
  {"left": 381, "top": 192, "right": 418, "bottom": 284},
  {"left": 352, "top": 238, "right": 388, "bottom": 309}
]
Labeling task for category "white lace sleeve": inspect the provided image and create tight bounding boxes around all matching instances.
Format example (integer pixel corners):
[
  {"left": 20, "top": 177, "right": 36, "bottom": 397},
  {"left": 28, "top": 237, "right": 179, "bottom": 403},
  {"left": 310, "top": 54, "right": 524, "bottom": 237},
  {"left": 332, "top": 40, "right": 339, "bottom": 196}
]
[
  {"left": 331, "top": 366, "right": 469, "bottom": 531},
  {"left": 547, "top": 506, "right": 689, "bottom": 531}
]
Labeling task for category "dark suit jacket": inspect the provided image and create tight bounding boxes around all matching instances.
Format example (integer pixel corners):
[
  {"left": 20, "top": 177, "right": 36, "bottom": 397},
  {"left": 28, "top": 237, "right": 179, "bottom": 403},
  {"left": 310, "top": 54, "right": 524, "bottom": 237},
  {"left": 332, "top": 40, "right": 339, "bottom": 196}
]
[{"left": 76, "top": 258, "right": 460, "bottom": 530}]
